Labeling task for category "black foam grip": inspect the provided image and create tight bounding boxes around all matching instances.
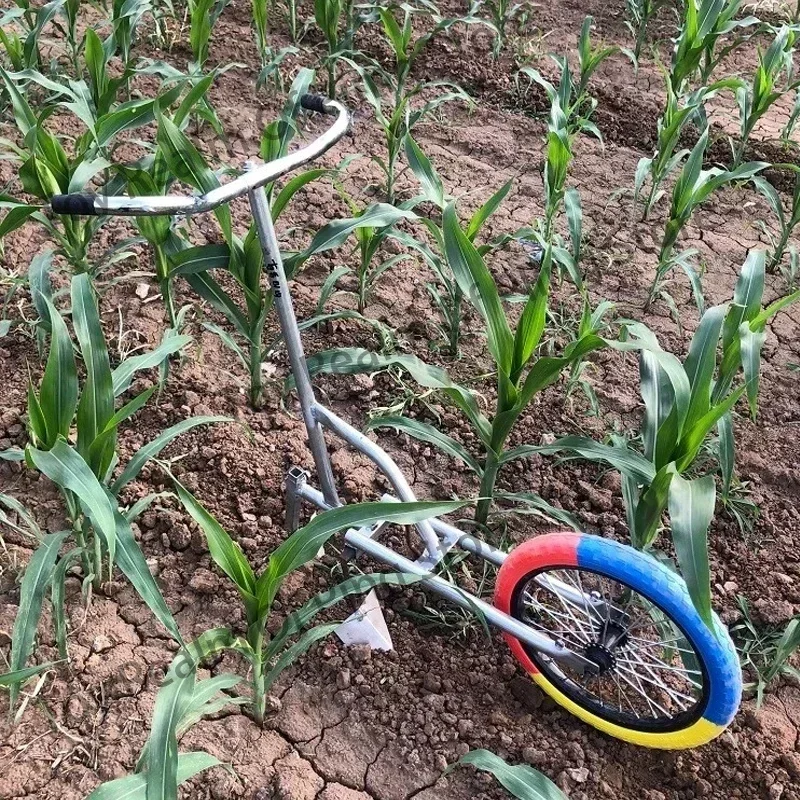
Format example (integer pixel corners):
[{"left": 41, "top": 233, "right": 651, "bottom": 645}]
[
  {"left": 300, "top": 94, "right": 328, "bottom": 114},
  {"left": 50, "top": 194, "right": 98, "bottom": 215}
]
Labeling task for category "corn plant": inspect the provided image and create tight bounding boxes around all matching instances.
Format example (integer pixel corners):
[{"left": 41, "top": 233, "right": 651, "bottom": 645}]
[
  {"left": 625, "top": 0, "right": 668, "bottom": 60},
  {"left": 753, "top": 168, "right": 800, "bottom": 278},
  {"left": 0, "top": 0, "right": 62, "bottom": 73},
  {"left": 404, "top": 134, "right": 512, "bottom": 357},
  {"left": 450, "top": 750, "right": 567, "bottom": 800},
  {"left": 0, "top": 63, "right": 195, "bottom": 274},
  {"left": 733, "top": 596, "right": 800, "bottom": 705},
  {"left": 174, "top": 484, "right": 461, "bottom": 725},
  {"left": 293, "top": 195, "right": 417, "bottom": 314},
  {"left": 355, "top": 63, "right": 470, "bottom": 204},
  {"left": 475, "top": 0, "right": 522, "bottom": 57},
  {"left": 670, "top": 0, "right": 759, "bottom": 93},
  {"left": 518, "top": 17, "right": 628, "bottom": 140},
  {"left": 537, "top": 252, "right": 800, "bottom": 626},
  {"left": 111, "top": 0, "right": 153, "bottom": 72},
  {"left": 309, "top": 207, "right": 615, "bottom": 530},
  {"left": 5, "top": 280, "right": 228, "bottom": 707},
  {"left": 651, "top": 127, "right": 767, "bottom": 305},
  {"left": 314, "top": 0, "right": 367, "bottom": 98},
  {"left": 733, "top": 27, "right": 798, "bottom": 166},
  {"left": 188, "top": 0, "right": 229, "bottom": 71}
]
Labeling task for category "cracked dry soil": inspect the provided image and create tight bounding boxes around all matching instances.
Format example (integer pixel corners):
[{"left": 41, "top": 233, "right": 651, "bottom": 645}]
[{"left": 2, "top": 0, "right": 800, "bottom": 798}]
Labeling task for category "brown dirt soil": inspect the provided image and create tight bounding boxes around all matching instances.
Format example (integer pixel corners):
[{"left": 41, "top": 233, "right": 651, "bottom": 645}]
[{"left": 2, "top": 1, "right": 800, "bottom": 799}]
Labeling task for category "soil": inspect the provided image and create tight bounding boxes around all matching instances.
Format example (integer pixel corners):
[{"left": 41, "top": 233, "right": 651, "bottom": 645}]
[{"left": 2, "top": 1, "right": 800, "bottom": 799}]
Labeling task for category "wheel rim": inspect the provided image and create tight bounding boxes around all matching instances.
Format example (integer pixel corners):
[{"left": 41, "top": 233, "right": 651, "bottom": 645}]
[{"left": 512, "top": 565, "right": 710, "bottom": 733}]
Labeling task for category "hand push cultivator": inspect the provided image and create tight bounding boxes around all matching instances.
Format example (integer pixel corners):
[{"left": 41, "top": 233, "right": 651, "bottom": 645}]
[{"left": 50, "top": 95, "right": 741, "bottom": 749}]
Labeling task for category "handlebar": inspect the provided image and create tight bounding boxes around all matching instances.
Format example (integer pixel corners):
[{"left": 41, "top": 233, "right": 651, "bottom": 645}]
[{"left": 49, "top": 95, "right": 350, "bottom": 217}]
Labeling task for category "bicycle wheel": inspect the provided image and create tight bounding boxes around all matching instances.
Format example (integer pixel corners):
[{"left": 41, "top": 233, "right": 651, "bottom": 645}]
[{"left": 494, "top": 532, "right": 741, "bottom": 749}]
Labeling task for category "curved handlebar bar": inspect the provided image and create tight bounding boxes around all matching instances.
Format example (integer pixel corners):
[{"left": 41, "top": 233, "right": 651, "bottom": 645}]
[{"left": 49, "top": 95, "right": 350, "bottom": 217}]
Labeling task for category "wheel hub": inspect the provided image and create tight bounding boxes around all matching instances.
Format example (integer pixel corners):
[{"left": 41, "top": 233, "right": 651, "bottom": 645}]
[{"left": 583, "top": 642, "right": 616, "bottom": 674}]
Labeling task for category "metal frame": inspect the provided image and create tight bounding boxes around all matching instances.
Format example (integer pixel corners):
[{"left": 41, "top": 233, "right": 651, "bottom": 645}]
[{"left": 50, "top": 95, "right": 597, "bottom": 676}]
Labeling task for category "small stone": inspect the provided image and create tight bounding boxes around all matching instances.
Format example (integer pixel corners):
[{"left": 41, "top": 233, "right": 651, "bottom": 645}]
[
  {"left": 769, "top": 784, "right": 785, "bottom": 800},
  {"left": 135, "top": 282, "right": 150, "bottom": 299},
  {"left": 350, "top": 644, "right": 371, "bottom": 664},
  {"left": 336, "top": 669, "right": 351, "bottom": 690},
  {"left": 567, "top": 767, "right": 589, "bottom": 784},
  {"left": 422, "top": 673, "right": 441, "bottom": 693},
  {"left": 92, "top": 634, "right": 113, "bottom": 653},
  {"left": 189, "top": 568, "right": 220, "bottom": 594}
]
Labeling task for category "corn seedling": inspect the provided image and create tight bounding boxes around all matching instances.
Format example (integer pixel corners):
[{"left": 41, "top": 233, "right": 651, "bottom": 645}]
[
  {"left": 314, "top": 0, "right": 367, "bottom": 98},
  {"left": 404, "top": 134, "right": 513, "bottom": 356},
  {"left": 753, "top": 167, "right": 800, "bottom": 277},
  {"left": 652, "top": 127, "right": 767, "bottom": 306},
  {"left": 474, "top": 0, "right": 522, "bottom": 57},
  {"left": 0, "top": 62, "right": 196, "bottom": 274},
  {"left": 353, "top": 1, "right": 488, "bottom": 201},
  {"left": 111, "top": 0, "right": 153, "bottom": 72},
  {"left": 634, "top": 78, "right": 735, "bottom": 220},
  {"left": 733, "top": 26, "right": 798, "bottom": 166},
  {"left": 518, "top": 16, "right": 629, "bottom": 140},
  {"left": 538, "top": 252, "right": 800, "bottom": 626},
  {"left": 4, "top": 281, "right": 227, "bottom": 707},
  {"left": 449, "top": 750, "right": 568, "bottom": 800},
  {"left": 0, "top": 0, "right": 65, "bottom": 73},
  {"left": 781, "top": 88, "right": 800, "bottom": 145},
  {"left": 733, "top": 597, "right": 800, "bottom": 705},
  {"left": 670, "top": 0, "right": 759, "bottom": 93},
  {"left": 356, "top": 61, "right": 471, "bottom": 204},
  {"left": 289, "top": 196, "right": 417, "bottom": 314},
  {"left": 188, "top": 0, "right": 229, "bottom": 71},
  {"left": 625, "top": 0, "right": 668, "bottom": 60},
  {"left": 175, "top": 483, "right": 461, "bottom": 725}
]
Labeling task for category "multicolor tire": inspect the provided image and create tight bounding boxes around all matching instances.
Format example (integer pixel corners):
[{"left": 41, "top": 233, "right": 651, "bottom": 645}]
[{"left": 494, "top": 532, "right": 742, "bottom": 749}]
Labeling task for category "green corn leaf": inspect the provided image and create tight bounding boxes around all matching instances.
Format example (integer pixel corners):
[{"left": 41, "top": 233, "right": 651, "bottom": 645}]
[
  {"left": 494, "top": 491, "right": 582, "bottom": 530},
  {"left": 52, "top": 548, "right": 81, "bottom": 658},
  {"left": 0, "top": 493, "right": 42, "bottom": 539},
  {"left": 675, "top": 386, "right": 745, "bottom": 472},
  {"left": 88, "top": 752, "right": 224, "bottom": 800},
  {"left": 632, "top": 464, "right": 673, "bottom": 550},
  {"left": 111, "top": 335, "right": 192, "bottom": 397},
  {"left": 71, "top": 273, "right": 115, "bottom": 476},
  {"left": 111, "top": 415, "right": 229, "bottom": 494},
  {"left": 466, "top": 180, "right": 513, "bottom": 241},
  {"left": 564, "top": 187, "right": 582, "bottom": 262},
  {"left": 717, "top": 411, "right": 735, "bottom": 497},
  {"left": 533, "top": 435, "right": 656, "bottom": 483},
  {"left": 169, "top": 243, "right": 231, "bottom": 276},
  {"left": 668, "top": 471, "right": 715, "bottom": 629},
  {"left": 449, "top": 749, "right": 567, "bottom": 800},
  {"left": 512, "top": 247, "right": 552, "bottom": 380},
  {"left": 0, "top": 661, "right": 57, "bottom": 688},
  {"left": 683, "top": 303, "right": 726, "bottom": 432},
  {"left": 272, "top": 168, "right": 330, "bottom": 221},
  {"left": 405, "top": 135, "right": 445, "bottom": 209},
  {"left": 442, "top": 202, "right": 513, "bottom": 372},
  {"left": 292, "top": 204, "right": 417, "bottom": 268},
  {"left": 27, "top": 440, "right": 183, "bottom": 642},
  {"left": 262, "top": 622, "right": 339, "bottom": 694},
  {"left": 0, "top": 201, "right": 38, "bottom": 238},
  {"left": 8, "top": 530, "right": 70, "bottom": 708},
  {"left": 185, "top": 271, "right": 249, "bottom": 337},
  {"left": 156, "top": 113, "right": 232, "bottom": 242},
  {"left": 739, "top": 322, "right": 767, "bottom": 419},
  {"left": 174, "top": 480, "right": 258, "bottom": 600},
  {"left": 27, "top": 382, "right": 48, "bottom": 447},
  {"left": 145, "top": 645, "right": 199, "bottom": 800},
  {"left": 261, "top": 500, "right": 467, "bottom": 611},
  {"left": 366, "top": 415, "right": 482, "bottom": 475},
  {"left": 38, "top": 297, "right": 78, "bottom": 448}
]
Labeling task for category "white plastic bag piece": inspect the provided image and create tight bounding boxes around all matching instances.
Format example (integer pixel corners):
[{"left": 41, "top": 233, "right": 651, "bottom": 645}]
[{"left": 335, "top": 589, "right": 394, "bottom": 651}]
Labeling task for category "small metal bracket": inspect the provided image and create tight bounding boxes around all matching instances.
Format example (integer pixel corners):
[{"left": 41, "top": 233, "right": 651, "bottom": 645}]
[
  {"left": 342, "top": 519, "right": 389, "bottom": 561},
  {"left": 284, "top": 466, "right": 309, "bottom": 534}
]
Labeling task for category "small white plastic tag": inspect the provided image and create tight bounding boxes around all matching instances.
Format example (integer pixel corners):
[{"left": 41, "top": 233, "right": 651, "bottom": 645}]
[{"left": 335, "top": 589, "right": 394, "bottom": 651}]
